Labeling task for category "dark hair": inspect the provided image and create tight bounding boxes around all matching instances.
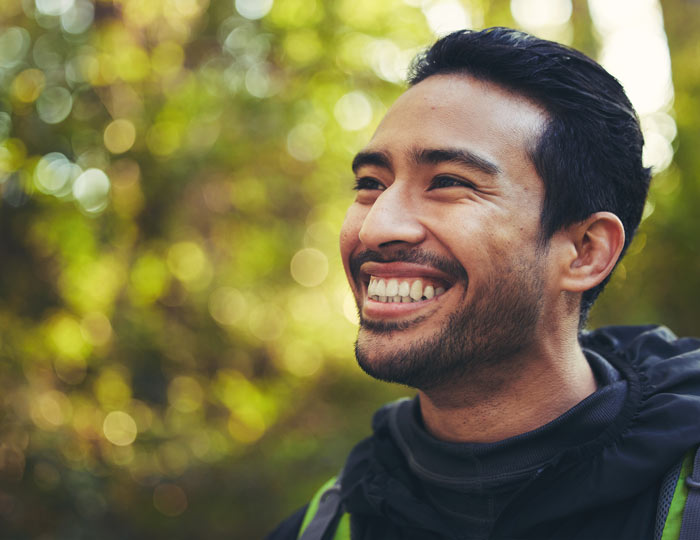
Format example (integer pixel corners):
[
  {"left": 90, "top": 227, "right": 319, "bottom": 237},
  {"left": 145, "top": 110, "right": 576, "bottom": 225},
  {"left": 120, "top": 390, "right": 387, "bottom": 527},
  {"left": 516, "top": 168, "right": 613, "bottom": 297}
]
[{"left": 408, "top": 27, "right": 652, "bottom": 325}]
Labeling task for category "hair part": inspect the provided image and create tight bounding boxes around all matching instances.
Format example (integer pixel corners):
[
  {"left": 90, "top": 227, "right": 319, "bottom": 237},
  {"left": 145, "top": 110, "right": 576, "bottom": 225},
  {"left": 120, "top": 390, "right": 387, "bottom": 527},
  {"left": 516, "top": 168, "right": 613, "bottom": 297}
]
[{"left": 407, "top": 27, "right": 652, "bottom": 325}]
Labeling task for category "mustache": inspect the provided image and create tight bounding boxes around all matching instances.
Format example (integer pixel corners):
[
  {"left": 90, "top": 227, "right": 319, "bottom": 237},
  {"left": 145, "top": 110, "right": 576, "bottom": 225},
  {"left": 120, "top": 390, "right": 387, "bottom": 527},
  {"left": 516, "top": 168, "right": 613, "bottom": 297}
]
[{"left": 349, "top": 249, "right": 468, "bottom": 283}]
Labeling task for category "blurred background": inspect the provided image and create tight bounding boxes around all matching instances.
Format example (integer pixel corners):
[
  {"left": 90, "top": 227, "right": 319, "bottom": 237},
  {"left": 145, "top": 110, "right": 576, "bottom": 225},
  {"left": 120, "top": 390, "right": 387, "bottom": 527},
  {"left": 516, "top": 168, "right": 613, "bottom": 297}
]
[{"left": 0, "top": 0, "right": 698, "bottom": 538}]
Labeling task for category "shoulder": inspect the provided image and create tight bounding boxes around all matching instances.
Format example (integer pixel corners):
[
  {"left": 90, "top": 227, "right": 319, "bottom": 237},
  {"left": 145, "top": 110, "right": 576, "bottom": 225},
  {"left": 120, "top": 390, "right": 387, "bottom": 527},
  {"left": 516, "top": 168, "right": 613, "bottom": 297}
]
[
  {"left": 579, "top": 325, "right": 700, "bottom": 477},
  {"left": 581, "top": 325, "right": 700, "bottom": 357},
  {"left": 582, "top": 325, "right": 700, "bottom": 387}
]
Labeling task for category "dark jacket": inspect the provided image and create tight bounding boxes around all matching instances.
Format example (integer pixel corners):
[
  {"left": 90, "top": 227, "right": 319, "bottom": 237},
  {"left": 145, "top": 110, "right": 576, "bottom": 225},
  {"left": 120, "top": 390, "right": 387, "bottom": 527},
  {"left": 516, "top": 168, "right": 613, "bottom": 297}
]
[{"left": 268, "top": 326, "right": 700, "bottom": 540}]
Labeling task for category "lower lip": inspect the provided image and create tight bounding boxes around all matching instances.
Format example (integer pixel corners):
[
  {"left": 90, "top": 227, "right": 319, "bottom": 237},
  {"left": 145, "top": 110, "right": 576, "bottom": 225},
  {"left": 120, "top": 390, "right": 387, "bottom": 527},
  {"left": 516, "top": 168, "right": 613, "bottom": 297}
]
[{"left": 362, "top": 294, "right": 441, "bottom": 318}]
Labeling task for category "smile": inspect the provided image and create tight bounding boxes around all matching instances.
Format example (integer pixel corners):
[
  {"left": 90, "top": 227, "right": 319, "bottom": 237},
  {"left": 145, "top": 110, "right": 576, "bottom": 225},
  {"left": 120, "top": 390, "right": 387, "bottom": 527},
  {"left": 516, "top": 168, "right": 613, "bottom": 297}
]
[{"left": 367, "top": 276, "right": 446, "bottom": 303}]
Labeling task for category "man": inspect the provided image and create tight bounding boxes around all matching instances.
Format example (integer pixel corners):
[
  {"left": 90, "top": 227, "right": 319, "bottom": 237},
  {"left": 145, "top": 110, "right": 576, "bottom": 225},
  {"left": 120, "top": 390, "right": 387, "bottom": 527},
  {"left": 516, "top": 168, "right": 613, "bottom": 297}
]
[{"left": 268, "top": 27, "right": 700, "bottom": 540}]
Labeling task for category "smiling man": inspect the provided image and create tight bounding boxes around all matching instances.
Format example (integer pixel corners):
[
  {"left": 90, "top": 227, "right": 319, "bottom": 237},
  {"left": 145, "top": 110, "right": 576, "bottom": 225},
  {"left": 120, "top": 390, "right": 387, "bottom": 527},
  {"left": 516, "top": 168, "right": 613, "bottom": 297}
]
[{"left": 267, "top": 28, "right": 700, "bottom": 540}]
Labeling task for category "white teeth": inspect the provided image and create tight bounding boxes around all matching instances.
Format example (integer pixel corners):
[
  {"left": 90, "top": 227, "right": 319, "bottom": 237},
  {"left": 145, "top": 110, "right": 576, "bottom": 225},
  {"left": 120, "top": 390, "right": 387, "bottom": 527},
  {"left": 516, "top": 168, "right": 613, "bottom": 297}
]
[
  {"left": 409, "top": 280, "right": 423, "bottom": 301},
  {"left": 367, "top": 276, "right": 448, "bottom": 303},
  {"left": 376, "top": 279, "right": 386, "bottom": 297}
]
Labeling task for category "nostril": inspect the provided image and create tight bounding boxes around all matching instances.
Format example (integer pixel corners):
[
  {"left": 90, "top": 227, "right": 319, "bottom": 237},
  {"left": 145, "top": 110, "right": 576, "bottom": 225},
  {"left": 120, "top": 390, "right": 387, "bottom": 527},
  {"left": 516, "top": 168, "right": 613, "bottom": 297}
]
[{"left": 378, "top": 240, "right": 409, "bottom": 248}]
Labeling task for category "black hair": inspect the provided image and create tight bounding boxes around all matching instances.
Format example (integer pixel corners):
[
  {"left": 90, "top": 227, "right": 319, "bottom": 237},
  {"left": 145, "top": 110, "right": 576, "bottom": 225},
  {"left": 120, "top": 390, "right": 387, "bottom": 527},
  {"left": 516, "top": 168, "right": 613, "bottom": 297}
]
[{"left": 408, "top": 27, "right": 652, "bottom": 325}]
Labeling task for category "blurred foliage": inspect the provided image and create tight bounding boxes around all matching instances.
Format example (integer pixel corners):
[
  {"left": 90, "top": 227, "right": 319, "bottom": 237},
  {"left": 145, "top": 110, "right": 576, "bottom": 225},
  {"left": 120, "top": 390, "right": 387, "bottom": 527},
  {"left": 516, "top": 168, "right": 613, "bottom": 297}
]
[{"left": 0, "top": 0, "right": 698, "bottom": 538}]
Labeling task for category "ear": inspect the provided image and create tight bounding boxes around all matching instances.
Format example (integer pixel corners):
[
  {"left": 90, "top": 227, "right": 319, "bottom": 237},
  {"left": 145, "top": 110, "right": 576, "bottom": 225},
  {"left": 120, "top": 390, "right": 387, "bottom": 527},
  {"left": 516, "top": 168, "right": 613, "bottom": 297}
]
[{"left": 556, "top": 212, "right": 625, "bottom": 293}]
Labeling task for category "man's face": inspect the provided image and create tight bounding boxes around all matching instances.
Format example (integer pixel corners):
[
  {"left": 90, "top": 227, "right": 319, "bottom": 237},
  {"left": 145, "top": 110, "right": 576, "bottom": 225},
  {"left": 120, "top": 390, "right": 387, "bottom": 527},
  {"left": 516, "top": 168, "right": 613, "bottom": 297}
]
[{"left": 339, "top": 74, "right": 557, "bottom": 391}]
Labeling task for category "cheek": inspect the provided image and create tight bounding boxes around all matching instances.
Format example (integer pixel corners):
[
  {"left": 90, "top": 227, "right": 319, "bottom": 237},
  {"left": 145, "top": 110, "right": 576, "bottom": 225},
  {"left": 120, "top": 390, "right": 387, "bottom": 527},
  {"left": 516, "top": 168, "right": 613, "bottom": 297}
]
[
  {"left": 339, "top": 206, "right": 363, "bottom": 266},
  {"left": 422, "top": 208, "right": 486, "bottom": 252}
]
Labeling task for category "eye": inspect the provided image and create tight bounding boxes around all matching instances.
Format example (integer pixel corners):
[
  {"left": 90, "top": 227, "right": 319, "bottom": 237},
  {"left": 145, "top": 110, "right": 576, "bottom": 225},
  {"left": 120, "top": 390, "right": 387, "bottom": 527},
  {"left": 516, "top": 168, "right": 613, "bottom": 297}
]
[
  {"left": 427, "top": 175, "right": 476, "bottom": 190},
  {"left": 353, "top": 176, "right": 384, "bottom": 191}
]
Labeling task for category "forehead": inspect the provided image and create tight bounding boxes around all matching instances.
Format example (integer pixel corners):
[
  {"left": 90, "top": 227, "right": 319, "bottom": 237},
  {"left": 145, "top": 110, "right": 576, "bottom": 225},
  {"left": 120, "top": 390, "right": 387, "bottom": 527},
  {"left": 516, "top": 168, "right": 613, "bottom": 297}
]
[{"left": 367, "top": 74, "right": 548, "bottom": 172}]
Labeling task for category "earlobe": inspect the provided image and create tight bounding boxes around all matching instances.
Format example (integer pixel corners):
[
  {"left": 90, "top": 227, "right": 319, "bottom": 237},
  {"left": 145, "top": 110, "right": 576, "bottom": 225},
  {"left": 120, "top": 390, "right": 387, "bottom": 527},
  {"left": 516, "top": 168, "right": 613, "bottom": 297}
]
[{"left": 558, "top": 212, "right": 625, "bottom": 293}]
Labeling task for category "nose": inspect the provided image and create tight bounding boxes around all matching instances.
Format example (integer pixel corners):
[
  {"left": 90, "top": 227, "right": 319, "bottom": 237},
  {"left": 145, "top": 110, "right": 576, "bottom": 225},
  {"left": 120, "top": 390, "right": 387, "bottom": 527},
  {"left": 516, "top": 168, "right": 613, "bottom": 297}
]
[{"left": 358, "top": 184, "right": 426, "bottom": 251}]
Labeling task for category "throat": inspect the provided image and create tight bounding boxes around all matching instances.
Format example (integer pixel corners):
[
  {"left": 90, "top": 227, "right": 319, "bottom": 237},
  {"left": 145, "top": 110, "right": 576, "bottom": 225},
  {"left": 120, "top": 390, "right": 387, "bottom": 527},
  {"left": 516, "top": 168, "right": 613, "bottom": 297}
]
[{"left": 417, "top": 349, "right": 597, "bottom": 443}]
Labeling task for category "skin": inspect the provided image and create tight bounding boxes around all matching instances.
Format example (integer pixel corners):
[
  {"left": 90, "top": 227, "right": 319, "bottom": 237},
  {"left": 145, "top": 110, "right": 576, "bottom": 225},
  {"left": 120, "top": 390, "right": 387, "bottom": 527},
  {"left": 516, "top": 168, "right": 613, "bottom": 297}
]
[{"left": 339, "top": 74, "right": 625, "bottom": 443}]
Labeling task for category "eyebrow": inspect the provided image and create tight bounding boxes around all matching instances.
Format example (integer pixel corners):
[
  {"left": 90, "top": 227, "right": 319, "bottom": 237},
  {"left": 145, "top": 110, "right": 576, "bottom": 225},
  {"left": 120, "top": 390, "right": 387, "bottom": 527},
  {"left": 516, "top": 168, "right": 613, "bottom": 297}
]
[
  {"left": 351, "top": 147, "right": 501, "bottom": 176},
  {"left": 351, "top": 150, "right": 393, "bottom": 174},
  {"left": 410, "top": 147, "right": 501, "bottom": 176}
]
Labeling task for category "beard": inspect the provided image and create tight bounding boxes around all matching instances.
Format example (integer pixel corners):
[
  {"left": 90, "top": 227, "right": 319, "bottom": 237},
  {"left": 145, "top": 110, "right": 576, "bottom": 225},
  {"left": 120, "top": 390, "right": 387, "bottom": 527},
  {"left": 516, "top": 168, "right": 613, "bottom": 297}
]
[{"left": 351, "top": 249, "right": 547, "bottom": 393}]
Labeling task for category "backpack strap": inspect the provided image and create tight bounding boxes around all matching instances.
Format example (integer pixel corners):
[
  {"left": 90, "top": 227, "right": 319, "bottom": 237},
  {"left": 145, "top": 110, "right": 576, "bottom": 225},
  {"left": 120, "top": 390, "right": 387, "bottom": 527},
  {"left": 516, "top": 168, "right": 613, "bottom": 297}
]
[
  {"left": 679, "top": 445, "right": 700, "bottom": 540},
  {"left": 298, "top": 476, "right": 349, "bottom": 540},
  {"left": 657, "top": 446, "right": 700, "bottom": 540},
  {"left": 655, "top": 458, "right": 685, "bottom": 540}
]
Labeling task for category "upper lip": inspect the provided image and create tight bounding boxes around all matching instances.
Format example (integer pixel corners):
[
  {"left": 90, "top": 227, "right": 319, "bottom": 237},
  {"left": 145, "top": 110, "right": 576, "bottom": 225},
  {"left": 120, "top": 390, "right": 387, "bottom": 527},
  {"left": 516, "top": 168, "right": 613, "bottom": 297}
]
[{"left": 360, "top": 262, "right": 454, "bottom": 285}]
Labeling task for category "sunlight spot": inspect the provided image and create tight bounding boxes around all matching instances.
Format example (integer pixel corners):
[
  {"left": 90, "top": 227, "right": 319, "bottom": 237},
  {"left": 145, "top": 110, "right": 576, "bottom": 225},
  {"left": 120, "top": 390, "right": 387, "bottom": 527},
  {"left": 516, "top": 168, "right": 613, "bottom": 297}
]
[
  {"left": 36, "top": 87, "right": 73, "bottom": 124},
  {"left": 72, "top": 168, "right": 110, "bottom": 213},
  {"left": 598, "top": 29, "right": 673, "bottom": 115},
  {"left": 103, "top": 411, "right": 138, "bottom": 446},
  {"left": 511, "top": 0, "right": 572, "bottom": 28},
  {"left": 364, "top": 39, "right": 415, "bottom": 84},
  {"left": 642, "top": 130, "right": 673, "bottom": 173},
  {"left": 422, "top": 0, "right": 471, "bottom": 36},
  {"left": 343, "top": 291, "right": 359, "bottom": 325},
  {"left": 588, "top": 0, "right": 676, "bottom": 173},
  {"left": 334, "top": 91, "right": 373, "bottom": 131},
  {"left": 287, "top": 123, "right": 325, "bottom": 162},
  {"left": 35, "top": 0, "right": 74, "bottom": 16},
  {"left": 235, "top": 0, "right": 273, "bottom": 20},
  {"left": 290, "top": 248, "right": 329, "bottom": 287},
  {"left": 104, "top": 119, "right": 136, "bottom": 154}
]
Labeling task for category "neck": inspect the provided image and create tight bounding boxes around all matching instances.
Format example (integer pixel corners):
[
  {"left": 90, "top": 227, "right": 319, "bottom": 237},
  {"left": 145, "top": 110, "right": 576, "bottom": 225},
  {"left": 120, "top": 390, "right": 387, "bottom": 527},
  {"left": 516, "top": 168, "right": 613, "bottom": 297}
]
[{"left": 417, "top": 339, "right": 597, "bottom": 443}]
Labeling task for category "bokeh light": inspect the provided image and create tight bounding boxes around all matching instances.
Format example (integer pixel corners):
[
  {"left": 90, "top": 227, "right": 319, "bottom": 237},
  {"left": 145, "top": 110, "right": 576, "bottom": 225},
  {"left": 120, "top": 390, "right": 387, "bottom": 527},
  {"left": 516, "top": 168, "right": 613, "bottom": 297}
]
[
  {"left": 287, "top": 123, "right": 325, "bottom": 162},
  {"left": 36, "top": 87, "right": 73, "bottom": 124},
  {"left": 290, "top": 248, "right": 329, "bottom": 287},
  {"left": 511, "top": 0, "right": 572, "bottom": 28},
  {"left": 235, "top": 0, "right": 274, "bottom": 20},
  {"left": 0, "top": 27, "right": 31, "bottom": 68},
  {"left": 72, "top": 168, "right": 111, "bottom": 213},
  {"left": 208, "top": 286, "right": 247, "bottom": 326},
  {"left": 167, "top": 242, "right": 212, "bottom": 289},
  {"left": 588, "top": 0, "right": 675, "bottom": 173},
  {"left": 11, "top": 69, "right": 46, "bottom": 103},
  {"left": 103, "top": 411, "right": 138, "bottom": 446},
  {"left": 334, "top": 91, "right": 373, "bottom": 131},
  {"left": 343, "top": 291, "right": 360, "bottom": 325},
  {"left": 35, "top": 0, "right": 74, "bottom": 17},
  {"left": 60, "top": 0, "right": 94, "bottom": 34},
  {"left": 34, "top": 152, "right": 80, "bottom": 196},
  {"left": 168, "top": 376, "right": 204, "bottom": 413},
  {"left": 104, "top": 119, "right": 137, "bottom": 154},
  {"left": 422, "top": 0, "right": 472, "bottom": 36},
  {"left": 364, "top": 39, "right": 414, "bottom": 83}
]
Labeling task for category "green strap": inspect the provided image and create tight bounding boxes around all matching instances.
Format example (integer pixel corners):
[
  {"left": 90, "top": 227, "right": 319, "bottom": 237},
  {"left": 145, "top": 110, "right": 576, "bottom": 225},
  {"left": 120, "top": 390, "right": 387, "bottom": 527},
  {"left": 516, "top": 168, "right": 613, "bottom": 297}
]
[
  {"left": 679, "top": 445, "right": 700, "bottom": 539},
  {"left": 297, "top": 477, "right": 351, "bottom": 540},
  {"left": 661, "top": 451, "right": 695, "bottom": 540},
  {"left": 334, "top": 513, "right": 350, "bottom": 539},
  {"left": 298, "top": 477, "right": 338, "bottom": 538}
]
